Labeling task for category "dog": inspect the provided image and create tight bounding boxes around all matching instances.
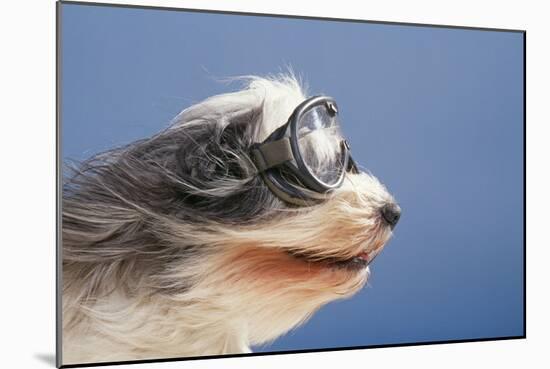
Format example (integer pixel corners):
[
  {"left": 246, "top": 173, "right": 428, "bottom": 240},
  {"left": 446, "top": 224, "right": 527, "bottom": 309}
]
[{"left": 61, "top": 73, "right": 401, "bottom": 364}]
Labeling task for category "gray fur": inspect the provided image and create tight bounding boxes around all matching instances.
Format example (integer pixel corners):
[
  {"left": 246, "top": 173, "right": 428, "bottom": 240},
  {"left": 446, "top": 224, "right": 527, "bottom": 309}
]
[{"left": 62, "top": 87, "right": 295, "bottom": 299}]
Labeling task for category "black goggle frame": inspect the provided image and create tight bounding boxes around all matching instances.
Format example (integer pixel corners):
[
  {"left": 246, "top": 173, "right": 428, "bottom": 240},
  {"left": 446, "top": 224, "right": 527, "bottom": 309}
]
[{"left": 251, "top": 95, "right": 359, "bottom": 206}]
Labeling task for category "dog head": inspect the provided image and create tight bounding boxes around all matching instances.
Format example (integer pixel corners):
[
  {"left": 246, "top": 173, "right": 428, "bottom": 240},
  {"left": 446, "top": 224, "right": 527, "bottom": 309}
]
[
  {"left": 158, "top": 74, "right": 400, "bottom": 343},
  {"left": 63, "top": 73, "right": 400, "bottom": 346}
]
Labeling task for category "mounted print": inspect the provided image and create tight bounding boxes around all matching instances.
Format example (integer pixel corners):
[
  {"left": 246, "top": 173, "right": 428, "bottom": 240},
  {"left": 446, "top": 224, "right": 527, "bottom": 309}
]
[{"left": 57, "top": 1, "right": 525, "bottom": 367}]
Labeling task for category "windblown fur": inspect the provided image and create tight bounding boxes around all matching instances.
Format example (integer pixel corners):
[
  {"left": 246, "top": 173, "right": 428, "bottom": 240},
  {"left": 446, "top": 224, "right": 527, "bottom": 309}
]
[{"left": 62, "top": 73, "right": 398, "bottom": 364}]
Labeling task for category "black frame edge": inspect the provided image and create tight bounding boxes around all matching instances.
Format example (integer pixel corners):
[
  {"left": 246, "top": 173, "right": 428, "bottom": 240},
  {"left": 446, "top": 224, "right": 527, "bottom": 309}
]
[
  {"left": 60, "top": 336, "right": 526, "bottom": 368},
  {"left": 522, "top": 30, "right": 526, "bottom": 339},
  {"left": 56, "top": 1, "right": 63, "bottom": 367},
  {"left": 58, "top": 0, "right": 526, "bottom": 34}
]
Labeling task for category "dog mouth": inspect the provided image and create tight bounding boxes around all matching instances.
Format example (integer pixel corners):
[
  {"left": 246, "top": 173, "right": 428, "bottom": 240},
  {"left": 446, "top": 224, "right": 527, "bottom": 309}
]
[{"left": 287, "top": 247, "right": 384, "bottom": 271}]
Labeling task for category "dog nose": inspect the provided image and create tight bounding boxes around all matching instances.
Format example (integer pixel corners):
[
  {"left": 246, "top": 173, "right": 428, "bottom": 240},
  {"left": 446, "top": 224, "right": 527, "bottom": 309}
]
[{"left": 381, "top": 203, "right": 401, "bottom": 228}]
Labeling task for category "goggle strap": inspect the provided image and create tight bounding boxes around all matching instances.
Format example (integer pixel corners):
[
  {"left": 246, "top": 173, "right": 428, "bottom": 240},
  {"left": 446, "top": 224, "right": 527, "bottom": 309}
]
[
  {"left": 260, "top": 172, "right": 322, "bottom": 207},
  {"left": 251, "top": 137, "right": 293, "bottom": 173}
]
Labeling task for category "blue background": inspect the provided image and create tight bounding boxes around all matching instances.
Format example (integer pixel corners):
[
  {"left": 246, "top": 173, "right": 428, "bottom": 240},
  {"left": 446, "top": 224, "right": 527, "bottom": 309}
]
[{"left": 61, "top": 4, "right": 524, "bottom": 352}]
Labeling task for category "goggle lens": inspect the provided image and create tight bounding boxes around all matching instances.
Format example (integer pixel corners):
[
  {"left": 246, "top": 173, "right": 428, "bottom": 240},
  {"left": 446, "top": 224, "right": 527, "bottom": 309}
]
[{"left": 296, "top": 104, "right": 346, "bottom": 186}]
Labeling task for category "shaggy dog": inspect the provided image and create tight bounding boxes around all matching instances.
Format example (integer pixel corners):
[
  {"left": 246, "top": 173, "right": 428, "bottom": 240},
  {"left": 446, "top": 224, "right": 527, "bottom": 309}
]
[{"left": 61, "top": 74, "right": 400, "bottom": 365}]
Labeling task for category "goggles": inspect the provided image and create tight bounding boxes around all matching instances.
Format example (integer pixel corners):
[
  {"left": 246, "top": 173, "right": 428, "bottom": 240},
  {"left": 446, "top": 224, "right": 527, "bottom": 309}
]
[{"left": 251, "top": 95, "right": 359, "bottom": 206}]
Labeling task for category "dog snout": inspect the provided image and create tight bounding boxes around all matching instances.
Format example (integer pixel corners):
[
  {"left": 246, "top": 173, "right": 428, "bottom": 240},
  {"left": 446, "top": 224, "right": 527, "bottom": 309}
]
[{"left": 380, "top": 203, "right": 401, "bottom": 229}]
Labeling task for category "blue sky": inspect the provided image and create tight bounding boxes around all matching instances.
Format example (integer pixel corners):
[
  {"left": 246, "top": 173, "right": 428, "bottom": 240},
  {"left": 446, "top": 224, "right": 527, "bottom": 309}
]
[{"left": 61, "top": 3, "right": 524, "bottom": 354}]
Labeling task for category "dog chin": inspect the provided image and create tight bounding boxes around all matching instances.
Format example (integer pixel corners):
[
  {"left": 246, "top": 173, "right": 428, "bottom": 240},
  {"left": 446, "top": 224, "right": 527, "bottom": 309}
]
[{"left": 286, "top": 241, "right": 386, "bottom": 273}]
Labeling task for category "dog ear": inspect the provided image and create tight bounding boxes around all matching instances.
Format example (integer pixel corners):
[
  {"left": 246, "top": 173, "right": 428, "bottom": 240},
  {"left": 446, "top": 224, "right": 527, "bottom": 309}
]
[
  {"left": 219, "top": 105, "right": 263, "bottom": 147},
  {"left": 174, "top": 105, "right": 263, "bottom": 186}
]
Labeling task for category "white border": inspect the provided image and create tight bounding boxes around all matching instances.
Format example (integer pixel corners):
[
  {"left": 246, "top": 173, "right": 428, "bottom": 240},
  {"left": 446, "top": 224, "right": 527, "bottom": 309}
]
[{"left": 1, "top": 1, "right": 548, "bottom": 368}]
